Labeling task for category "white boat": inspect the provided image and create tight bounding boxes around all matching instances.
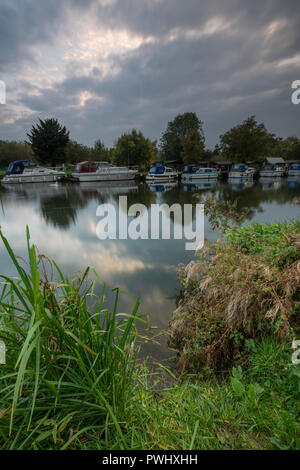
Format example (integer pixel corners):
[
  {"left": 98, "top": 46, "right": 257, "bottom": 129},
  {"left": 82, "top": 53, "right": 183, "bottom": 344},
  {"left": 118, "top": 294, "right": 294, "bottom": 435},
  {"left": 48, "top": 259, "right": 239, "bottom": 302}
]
[
  {"left": 259, "top": 165, "right": 284, "bottom": 177},
  {"left": 181, "top": 165, "right": 218, "bottom": 180},
  {"left": 145, "top": 165, "right": 178, "bottom": 182},
  {"left": 1, "top": 160, "right": 65, "bottom": 184},
  {"left": 288, "top": 164, "right": 300, "bottom": 177},
  {"left": 72, "top": 161, "right": 137, "bottom": 182},
  {"left": 228, "top": 164, "right": 255, "bottom": 179}
]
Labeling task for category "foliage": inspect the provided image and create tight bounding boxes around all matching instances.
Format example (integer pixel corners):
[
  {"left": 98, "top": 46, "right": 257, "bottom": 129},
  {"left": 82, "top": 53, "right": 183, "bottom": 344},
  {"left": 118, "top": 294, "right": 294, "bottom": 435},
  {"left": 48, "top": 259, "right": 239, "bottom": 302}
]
[
  {"left": 220, "top": 116, "right": 275, "bottom": 162},
  {"left": 26, "top": 118, "right": 70, "bottom": 166},
  {"left": 0, "top": 227, "right": 141, "bottom": 449},
  {"left": 113, "top": 129, "right": 153, "bottom": 169},
  {"left": 0, "top": 141, "right": 33, "bottom": 168},
  {"left": 82, "top": 339, "right": 300, "bottom": 450},
  {"left": 160, "top": 112, "right": 204, "bottom": 162},
  {"left": 64, "top": 140, "right": 94, "bottom": 164},
  {"left": 181, "top": 129, "right": 205, "bottom": 164},
  {"left": 271, "top": 136, "right": 300, "bottom": 160},
  {"left": 92, "top": 139, "right": 113, "bottom": 163},
  {"left": 226, "top": 221, "right": 300, "bottom": 268},
  {"left": 170, "top": 222, "right": 300, "bottom": 372}
]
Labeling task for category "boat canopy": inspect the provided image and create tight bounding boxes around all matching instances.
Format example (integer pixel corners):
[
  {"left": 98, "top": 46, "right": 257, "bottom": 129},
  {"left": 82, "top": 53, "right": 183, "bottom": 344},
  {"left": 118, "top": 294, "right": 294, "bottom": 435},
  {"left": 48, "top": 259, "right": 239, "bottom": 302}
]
[
  {"left": 231, "top": 164, "right": 247, "bottom": 171},
  {"left": 183, "top": 164, "right": 200, "bottom": 173},
  {"left": 149, "top": 165, "right": 166, "bottom": 175},
  {"left": 74, "top": 161, "right": 98, "bottom": 173},
  {"left": 5, "top": 160, "right": 36, "bottom": 176},
  {"left": 290, "top": 164, "right": 300, "bottom": 171}
]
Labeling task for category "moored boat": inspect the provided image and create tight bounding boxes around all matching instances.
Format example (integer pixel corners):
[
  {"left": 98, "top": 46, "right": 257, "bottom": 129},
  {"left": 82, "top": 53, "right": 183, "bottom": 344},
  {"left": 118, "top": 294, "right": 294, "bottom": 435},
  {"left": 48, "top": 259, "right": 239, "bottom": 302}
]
[
  {"left": 228, "top": 164, "right": 255, "bottom": 179},
  {"left": 1, "top": 160, "right": 65, "bottom": 184},
  {"left": 72, "top": 161, "right": 137, "bottom": 182},
  {"left": 259, "top": 165, "right": 284, "bottom": 177},
  {"left": 288, "top": 164, "right": 300, "bottom": 177},
  {"left": 145, "top": 165, "right": 178, "bottom": 182},
  {"left": 181, "top": 164, "right": 218, "bottom": 180}
]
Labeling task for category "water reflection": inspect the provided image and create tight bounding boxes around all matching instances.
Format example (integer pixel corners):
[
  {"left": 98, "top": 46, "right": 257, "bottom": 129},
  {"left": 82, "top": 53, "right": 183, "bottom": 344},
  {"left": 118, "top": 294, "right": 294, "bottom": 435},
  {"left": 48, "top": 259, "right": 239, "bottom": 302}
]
[
  {"left": 0, "top": 178, "right": 299, "bottom": 361},
  {"left": 182, "top": 180, "right": 217, "bottom": 192},
  {"left": 259, "top": 177, "right": 285, "bottom": 190},
  {"left": 147, "top": 182, "right": 178, "bottom": 193},
  {"left": 228, "top": 178, "right": 254, "bottom": 191},
  {"left": 287, "top": 176, "right": 300, "bottom": 189}
]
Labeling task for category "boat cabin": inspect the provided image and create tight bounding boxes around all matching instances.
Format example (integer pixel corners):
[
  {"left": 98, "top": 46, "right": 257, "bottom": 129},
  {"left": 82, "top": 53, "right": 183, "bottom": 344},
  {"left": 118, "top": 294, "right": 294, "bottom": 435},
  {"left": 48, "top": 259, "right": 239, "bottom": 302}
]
[
  {"left": 74, "top": 161, "right": 99, "bottom": 173},
  {"left": 149, "top": 165, "right": 174, "bottom": 175},
  {"left": 5, "top": 160, "right": 37, "bottom": 176},
  {"left": 182, "top": 164, "right": 200, "bottom": 174}
]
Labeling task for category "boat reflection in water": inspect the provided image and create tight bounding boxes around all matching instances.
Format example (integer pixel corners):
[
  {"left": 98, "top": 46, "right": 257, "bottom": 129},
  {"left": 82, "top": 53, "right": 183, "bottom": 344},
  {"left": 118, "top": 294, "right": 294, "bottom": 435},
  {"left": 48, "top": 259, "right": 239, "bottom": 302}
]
[
  {"left": 287, "top": 176, "right": 300, "bottom": 188},
  {"left": 228, "top": 178, "right": 254, "bottom": 191},
  {"left": 259, "top": 177, "right": 284, "bottom": 190},
  {"left": 181, "top": 179, "right": 217, "bottom": 192},
  {"left": 147, "top": 182, "right": 178, "bottom": 193}
]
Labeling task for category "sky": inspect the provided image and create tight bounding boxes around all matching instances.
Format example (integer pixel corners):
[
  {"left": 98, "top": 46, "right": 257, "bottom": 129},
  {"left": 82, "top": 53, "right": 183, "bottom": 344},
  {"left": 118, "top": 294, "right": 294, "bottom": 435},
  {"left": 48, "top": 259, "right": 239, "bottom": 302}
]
[{"left": 0, "top": 0, "right": 299, "bottom": 149}]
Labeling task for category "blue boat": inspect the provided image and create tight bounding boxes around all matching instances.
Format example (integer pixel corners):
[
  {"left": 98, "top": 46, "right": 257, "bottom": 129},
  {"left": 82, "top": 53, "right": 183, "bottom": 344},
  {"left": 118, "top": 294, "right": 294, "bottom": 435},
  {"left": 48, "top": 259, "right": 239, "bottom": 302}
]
[
  {"left": 146, "top": 165, "right": 178, "bottom": 182},
  {"left": 2, "top": 160, "right": 65, "bottom": 184},
  {"left": 288, "top": 164, "right": 300, "bottom": 177}
]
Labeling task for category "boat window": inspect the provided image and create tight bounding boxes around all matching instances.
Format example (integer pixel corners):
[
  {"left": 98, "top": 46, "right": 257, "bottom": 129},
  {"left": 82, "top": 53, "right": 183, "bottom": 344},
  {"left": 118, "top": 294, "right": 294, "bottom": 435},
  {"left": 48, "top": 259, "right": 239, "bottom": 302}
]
[{"left": 149, "top": 166, "right": 165, "bottom": 174}]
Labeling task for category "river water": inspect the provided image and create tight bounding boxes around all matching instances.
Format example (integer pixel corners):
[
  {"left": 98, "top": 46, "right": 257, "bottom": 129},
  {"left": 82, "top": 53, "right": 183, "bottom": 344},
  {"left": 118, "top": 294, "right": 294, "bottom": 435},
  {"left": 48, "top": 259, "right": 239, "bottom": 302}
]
[{"left": 0, "top": 177, "right": 299, "bottom": 361}]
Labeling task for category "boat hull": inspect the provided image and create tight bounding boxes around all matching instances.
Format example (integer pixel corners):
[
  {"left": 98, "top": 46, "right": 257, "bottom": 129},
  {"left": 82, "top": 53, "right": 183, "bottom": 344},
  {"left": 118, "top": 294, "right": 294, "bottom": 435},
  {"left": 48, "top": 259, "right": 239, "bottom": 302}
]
[
  {"left": 72, "top": 171, "right": 137, "bottom": 182},
  {"left": 1, "top": 174, "right": 64, "bottom": 184},
  {"left": 259, "top": 170, "right": 284, "bottom": 177},
  {"left": 181, "top": 173, "right": 217, "bottom": 180},
  {"left": 288, "top": 171, "right": 300, "bottom": 177},
  {"left": 228, "top": 172, "right": 253, "bottom": 179},
  {"left": 145, "top": 174, "right": 178, "bottom": 182}
]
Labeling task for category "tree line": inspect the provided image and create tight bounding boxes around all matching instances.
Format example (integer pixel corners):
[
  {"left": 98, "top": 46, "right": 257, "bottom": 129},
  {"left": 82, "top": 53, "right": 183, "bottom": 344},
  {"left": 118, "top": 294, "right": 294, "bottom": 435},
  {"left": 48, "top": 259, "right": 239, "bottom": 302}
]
[{"left": 0, "top": 114, "right": 300, "bottom": 169}]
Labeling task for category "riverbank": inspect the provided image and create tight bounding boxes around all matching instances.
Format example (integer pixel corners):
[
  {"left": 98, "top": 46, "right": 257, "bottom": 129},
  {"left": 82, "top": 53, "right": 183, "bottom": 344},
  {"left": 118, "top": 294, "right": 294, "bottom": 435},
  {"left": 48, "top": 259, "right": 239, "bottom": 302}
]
[{"left": 0, "top": 223, "right": 299, "bottom": 450}]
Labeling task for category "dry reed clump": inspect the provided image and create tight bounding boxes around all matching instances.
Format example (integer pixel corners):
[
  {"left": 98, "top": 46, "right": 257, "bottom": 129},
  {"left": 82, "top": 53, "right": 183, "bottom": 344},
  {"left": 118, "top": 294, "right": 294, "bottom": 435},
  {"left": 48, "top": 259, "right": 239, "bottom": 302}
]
[{"left": 169, "top": 237, "right": 300, "bottom": 374}]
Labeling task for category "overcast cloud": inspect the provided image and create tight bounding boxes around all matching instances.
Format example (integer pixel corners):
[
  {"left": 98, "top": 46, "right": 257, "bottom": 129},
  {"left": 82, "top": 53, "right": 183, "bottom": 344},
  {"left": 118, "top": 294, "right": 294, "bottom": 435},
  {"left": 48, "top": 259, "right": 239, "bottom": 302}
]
[{"left": 0, "top": 0, "right": 299, "bottom": 148}]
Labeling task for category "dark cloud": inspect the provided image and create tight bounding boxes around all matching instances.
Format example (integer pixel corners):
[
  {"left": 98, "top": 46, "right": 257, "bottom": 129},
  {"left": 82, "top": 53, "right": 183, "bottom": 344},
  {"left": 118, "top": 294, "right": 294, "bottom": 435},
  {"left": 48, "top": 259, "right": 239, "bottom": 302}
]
[{"left": 0, "top": 0, "right": 299, "bottom": 147}]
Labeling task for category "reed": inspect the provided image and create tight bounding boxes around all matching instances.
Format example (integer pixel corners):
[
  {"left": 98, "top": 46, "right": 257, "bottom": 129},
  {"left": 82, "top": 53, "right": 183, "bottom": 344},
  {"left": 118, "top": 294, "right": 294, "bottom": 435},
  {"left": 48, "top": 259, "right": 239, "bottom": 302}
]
[{"left": 0, "top": 227, "right": 141, "bottom": 449}]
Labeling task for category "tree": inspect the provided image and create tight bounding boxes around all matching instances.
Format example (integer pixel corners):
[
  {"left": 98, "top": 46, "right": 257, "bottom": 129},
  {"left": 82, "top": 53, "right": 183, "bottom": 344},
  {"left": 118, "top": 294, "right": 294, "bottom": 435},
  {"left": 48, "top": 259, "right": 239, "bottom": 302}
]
[
  {"left": 271, "top": 136, "right": 300, "bottom": 160},
  {"left": 181, "top": 129, "right": 205, "bottom": 164},
  {"left": 160, "top": 112, "right": 204, "bottom": 162},
  {"left": 220, "top": 116, "right": 275, "bottom": 162},
  {"left": 65, "top": 140, "right": 93, "bottom": 164},
  {"left": 112, "top": 129, "right": 153, "bottom": 168},
  {"left": 26, "top": 118, "right": 70, "bottom": 166},
  {"left": 92, "top": 139, "right": 112, "bottom": 162},
  {"left": 0, "top": 141, "right": 33, "bottom": 167}
]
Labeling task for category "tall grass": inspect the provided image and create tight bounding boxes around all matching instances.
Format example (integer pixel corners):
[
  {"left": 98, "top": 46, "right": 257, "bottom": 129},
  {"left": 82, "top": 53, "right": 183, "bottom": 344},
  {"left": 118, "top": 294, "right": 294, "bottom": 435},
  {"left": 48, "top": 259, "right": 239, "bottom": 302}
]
[{"left": 0, "top": 227, "right": 141, "bottom": 449}]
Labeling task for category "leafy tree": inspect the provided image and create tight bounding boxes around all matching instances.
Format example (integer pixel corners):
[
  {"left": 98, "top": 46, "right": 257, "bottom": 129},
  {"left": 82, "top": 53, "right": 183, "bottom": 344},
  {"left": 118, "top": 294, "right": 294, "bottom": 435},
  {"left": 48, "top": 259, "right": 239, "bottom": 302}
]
[
  {"left": 65, "top": 140, "right": 93, "bottom": 164},
  {"left": 220, "top": 116, "right": 275, "bottom": 162},
  {"left": 0, "top": 141, "right": 33, "bottom": 167},
  {"left": 181, "top": 129, "right": 205, "bottom": 164},
  {"left": 271, "top": 136, "right": 300, "bottom": 160},
  {"left": 160, "top": 112, "right": 204, "bottom": 162},
  {"left": 113, "top": 129, "right": 153, "bottom": 168},
  {"left": 92, "top": 139, "right": 112, "bottom": 162},
  {"left": 26, "top": 118, "right": 70, "bottom": 166}
]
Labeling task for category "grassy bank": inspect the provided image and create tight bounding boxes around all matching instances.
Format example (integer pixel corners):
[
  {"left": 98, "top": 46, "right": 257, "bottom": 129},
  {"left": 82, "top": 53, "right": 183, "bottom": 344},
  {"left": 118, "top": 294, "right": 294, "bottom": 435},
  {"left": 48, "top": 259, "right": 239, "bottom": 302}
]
[{"left": 0, "top": 224, "right": 299, "bottom": 450}]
